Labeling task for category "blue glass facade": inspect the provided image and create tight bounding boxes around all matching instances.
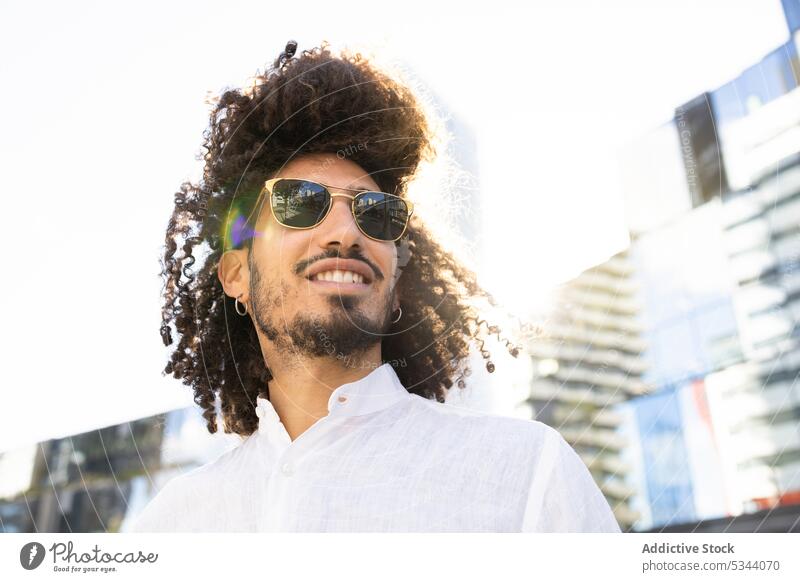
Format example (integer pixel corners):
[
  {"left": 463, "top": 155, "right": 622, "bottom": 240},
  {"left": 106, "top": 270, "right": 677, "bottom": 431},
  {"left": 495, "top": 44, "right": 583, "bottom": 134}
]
[
  {"left": 633, "top": 387, "right": 697, "bottom": 527},
  {"left": 783, "top": 0, "right": 800, "bottom": 33},
  {"left": 710, "top": 40, "right": 799, "bottom": 133}
]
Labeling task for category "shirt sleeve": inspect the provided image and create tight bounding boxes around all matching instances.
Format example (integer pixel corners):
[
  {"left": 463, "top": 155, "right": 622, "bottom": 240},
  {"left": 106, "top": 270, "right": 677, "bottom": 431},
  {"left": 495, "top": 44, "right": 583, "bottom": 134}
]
[{"left": 520, "top": 427, "right": 621, "bottom": 532}]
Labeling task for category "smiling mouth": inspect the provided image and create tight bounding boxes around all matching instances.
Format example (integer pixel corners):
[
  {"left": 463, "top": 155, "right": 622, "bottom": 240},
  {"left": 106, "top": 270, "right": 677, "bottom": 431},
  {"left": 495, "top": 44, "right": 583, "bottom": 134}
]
[{"left": 308, "top": 278, "right": 370, "bottom": 290}]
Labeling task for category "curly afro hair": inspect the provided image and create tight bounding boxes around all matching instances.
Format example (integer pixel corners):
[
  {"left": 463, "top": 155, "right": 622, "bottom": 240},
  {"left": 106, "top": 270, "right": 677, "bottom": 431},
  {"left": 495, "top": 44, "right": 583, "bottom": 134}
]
[{"left": 160, "top": 40, "right": 524, "bottom": 437}]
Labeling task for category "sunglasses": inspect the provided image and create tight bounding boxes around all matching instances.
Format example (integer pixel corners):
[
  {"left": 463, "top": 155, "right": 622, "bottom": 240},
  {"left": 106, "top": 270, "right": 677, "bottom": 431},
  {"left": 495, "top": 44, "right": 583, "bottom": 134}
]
[{"left": 261, "top": 178, "right": 414, "bottom": 242}]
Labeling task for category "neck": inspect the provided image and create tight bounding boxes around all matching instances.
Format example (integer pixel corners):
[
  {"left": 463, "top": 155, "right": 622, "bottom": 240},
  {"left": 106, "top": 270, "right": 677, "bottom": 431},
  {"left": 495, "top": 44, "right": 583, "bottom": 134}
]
[{"left": 262, "top": 345, "right": 383, "bottom": 441}]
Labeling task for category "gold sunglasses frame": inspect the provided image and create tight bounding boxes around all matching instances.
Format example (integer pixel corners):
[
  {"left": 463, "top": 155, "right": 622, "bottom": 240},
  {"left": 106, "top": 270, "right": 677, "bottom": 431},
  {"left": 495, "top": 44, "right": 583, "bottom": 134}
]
[{"left": 261, "top": 177, "right": 414, "bottom": 243}]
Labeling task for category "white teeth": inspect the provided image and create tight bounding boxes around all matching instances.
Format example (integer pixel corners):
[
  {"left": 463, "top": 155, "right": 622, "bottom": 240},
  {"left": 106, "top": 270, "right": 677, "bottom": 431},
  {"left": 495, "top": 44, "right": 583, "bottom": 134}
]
[{"left": 313, "top": 270, "right": 365, "bottom": 284}]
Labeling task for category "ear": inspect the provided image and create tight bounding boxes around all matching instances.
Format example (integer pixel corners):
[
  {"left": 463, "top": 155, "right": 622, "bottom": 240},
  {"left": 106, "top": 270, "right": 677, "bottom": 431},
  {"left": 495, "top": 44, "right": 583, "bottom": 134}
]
[
  {"left": 218, "top": 249, "right": 251, "bottom": 302},
  {"left": 391, "top": 236, "right": 411, "bottom": 307},
  {"left": 392, "top": 281, "right": 402, "bottom": 312}
]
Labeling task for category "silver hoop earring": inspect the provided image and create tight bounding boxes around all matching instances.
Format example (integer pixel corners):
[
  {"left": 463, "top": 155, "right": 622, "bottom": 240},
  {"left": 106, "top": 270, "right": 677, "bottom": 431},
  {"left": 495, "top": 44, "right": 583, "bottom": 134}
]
[
  {"left": 235, "top": 293, "right": 248, "bottom": 316},
  {"left": 391, "top": 306, "right": 402, "bottom": 324}
]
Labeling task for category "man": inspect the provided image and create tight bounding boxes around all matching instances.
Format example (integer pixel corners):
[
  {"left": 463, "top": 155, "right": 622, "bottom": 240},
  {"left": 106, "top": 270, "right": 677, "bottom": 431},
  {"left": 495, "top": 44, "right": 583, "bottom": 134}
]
[{"left": 129, "top": 41, "right": 621, "bottom": 533}]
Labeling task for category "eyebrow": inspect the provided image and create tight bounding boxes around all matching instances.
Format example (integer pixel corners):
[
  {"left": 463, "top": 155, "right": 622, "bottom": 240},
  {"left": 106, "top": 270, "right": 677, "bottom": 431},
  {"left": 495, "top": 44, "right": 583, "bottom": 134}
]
[{"left": 343, "top": 181, "right": 374, "bottom": 191}]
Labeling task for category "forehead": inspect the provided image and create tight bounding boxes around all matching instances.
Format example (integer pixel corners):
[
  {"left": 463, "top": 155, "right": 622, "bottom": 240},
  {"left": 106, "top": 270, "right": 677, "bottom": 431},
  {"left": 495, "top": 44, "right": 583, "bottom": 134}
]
[{"left": 275, "top": 153, "right": 381, "bottom": 190}]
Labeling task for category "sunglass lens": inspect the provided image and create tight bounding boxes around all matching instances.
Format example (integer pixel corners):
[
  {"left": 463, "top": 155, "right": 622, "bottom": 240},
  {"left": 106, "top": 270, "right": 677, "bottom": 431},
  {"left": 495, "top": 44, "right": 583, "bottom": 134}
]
[
  {"left": 354, "top": 192, "right": 410, "bottom": 241},
  {"left": 271, "top": 179, "right": 329, "bottom": 228}
]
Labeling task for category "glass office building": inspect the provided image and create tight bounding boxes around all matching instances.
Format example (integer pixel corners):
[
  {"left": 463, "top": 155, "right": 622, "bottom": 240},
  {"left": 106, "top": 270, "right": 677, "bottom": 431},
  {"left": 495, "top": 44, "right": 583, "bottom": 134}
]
[
  {"left": 0, "top": 406, "right": 240, "bottom": 533},
  {"left": 615, "top": 12, "right": 800, "bottom": 531}
]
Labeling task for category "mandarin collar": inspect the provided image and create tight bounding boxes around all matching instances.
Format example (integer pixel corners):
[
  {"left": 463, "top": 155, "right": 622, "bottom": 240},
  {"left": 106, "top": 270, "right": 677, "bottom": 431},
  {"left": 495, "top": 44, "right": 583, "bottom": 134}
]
[{"left": 254, "top": 363, "right": 411, "bottom": 436}]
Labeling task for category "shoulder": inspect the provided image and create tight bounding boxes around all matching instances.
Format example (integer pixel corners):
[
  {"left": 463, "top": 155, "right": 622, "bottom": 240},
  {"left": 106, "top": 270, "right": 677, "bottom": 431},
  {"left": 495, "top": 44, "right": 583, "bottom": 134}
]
[
  {"left": 403, "top": 398, "right": 620, "bottom": 532},
  {"left": 520, "top": 427, "right": 622, "bottom": 532},
  {"left": 127, "top": 436, "right": 253, "bottom": 532},
  {"left": 127, "top": 467, "right": 208, "bottom": 532},
  {"left": 408, "top": 393, "right": 554, "bottom": 432},
  {"left": 405, "top": 394, "right": 558, "bottom": 458}
]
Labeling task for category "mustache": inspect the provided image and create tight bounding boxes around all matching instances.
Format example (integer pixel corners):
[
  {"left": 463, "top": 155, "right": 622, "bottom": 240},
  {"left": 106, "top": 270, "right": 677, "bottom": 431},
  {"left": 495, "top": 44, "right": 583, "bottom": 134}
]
[{"left": 294, "top": 249, "right": 384, "bottom": 281}]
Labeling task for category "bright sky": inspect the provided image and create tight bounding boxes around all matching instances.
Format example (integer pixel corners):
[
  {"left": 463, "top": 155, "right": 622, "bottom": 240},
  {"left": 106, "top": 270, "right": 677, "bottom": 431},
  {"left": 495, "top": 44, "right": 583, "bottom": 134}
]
[{"left": 0, "top": 0, "right": 789, "bottom": 452}]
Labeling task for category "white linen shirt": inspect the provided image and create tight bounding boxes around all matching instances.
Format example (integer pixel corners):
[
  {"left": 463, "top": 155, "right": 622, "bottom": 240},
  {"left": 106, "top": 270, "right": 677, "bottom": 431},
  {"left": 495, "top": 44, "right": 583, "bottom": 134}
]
[{"left": 129, "top": 363, "right": 621, "bottom": 532}]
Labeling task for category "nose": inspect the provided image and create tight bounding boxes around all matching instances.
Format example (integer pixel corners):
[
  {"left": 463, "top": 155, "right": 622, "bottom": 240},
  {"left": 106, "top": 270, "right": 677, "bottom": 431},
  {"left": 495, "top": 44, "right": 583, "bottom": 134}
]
[{"left": 316, "top": 191, "right": 364, "bottom": 250}]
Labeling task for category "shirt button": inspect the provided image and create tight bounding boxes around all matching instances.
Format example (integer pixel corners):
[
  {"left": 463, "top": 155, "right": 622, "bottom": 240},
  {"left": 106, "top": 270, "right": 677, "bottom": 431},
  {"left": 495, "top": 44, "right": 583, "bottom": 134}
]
[
  {"left": 281, "top": 462, "right": 294, "bottom": 476},
  {"left": 337, "top": 396, "right": 347, "bottom": 403}
]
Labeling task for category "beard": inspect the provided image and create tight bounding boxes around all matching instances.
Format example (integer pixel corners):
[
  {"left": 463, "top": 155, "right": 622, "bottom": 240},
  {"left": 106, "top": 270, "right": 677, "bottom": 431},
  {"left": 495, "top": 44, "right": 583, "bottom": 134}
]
[{"left": 248, "top": 258, "right": 394, "bottom": 359}]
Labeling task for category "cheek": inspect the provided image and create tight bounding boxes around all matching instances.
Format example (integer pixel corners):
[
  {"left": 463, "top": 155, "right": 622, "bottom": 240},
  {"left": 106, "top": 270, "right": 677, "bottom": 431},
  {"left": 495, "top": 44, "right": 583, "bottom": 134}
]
[
  {"left": 253, "top": 230, "right": 313, "bottom": 282},
  {"left": 373, "top": 245, "right": 398, "bottom": 283},
  {"left": 257, "top": 217, "right": 309, "bottom": 252}
]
